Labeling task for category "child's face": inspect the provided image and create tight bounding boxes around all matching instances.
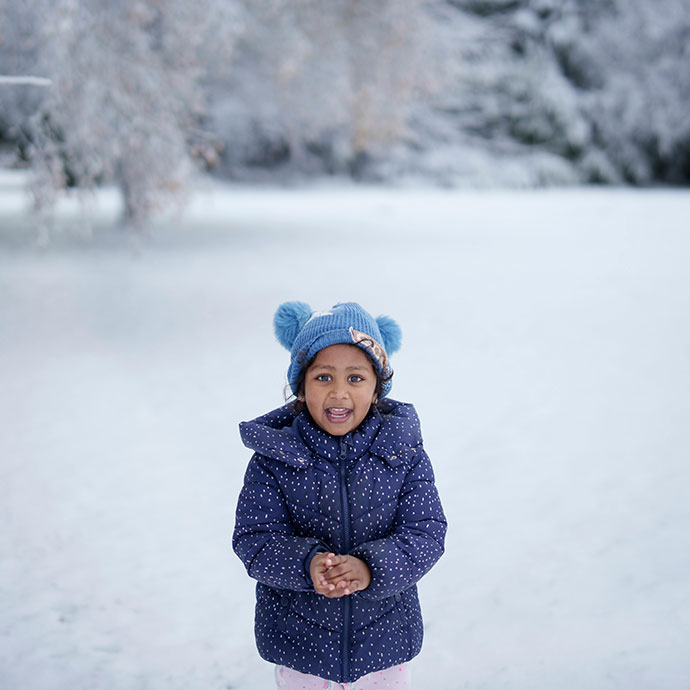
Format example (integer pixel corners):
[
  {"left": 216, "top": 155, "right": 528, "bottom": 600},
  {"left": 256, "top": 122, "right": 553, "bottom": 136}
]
[{"left": 303, "top": 344, "right": 378, "bottom": 436}]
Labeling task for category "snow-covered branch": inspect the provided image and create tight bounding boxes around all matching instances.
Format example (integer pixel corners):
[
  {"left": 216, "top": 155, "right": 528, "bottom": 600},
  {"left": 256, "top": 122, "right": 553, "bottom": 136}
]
[{"left": 0, "top": 75, "right": 52, "bottom": 87}]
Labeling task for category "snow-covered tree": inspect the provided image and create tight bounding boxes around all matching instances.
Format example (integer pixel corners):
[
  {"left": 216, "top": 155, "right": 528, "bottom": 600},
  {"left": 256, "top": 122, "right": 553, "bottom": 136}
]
[
  {"left": 579, "top": 0, "right": 690, "bottom": 183},
  {"left": 8, "top": 0, "right": 241, "bottom": 231},
  {"left": 4, "top": 0, "right": 689, "bottom": 207},
  {"left": 212, "top": 0, "right": 436, "bottom": 176},
  {"left": 432, "top": 0, "right": 690, "bottom": 184},
  {"left": 0, "top": 2, "right": 46, "bottom": 154}
]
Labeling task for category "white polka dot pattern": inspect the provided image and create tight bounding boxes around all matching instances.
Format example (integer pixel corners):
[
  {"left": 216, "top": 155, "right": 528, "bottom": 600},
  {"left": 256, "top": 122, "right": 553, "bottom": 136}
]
[{"left": 232, "top": 398, "right": 447, "bottom": 684}]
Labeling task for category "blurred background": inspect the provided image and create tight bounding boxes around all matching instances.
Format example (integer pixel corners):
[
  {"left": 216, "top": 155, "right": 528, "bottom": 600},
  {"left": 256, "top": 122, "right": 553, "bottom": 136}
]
[
  {"left": 1, "top": 0, "right": 690, "bottom": 231},
  {"left": 1, "top": 2, "right": 689, "bottom": 690}
]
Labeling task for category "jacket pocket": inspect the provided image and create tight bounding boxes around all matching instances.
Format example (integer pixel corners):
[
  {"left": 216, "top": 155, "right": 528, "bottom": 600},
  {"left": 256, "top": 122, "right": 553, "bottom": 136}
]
[
  {"left": 277, "top": 592, "right": 290, "bottom": 633},
  {"left": 393, "top": 593, "right": 407, "bottom": 626},
  {"left": 392, "top": 592, "right": 412, "bottom": 658}
]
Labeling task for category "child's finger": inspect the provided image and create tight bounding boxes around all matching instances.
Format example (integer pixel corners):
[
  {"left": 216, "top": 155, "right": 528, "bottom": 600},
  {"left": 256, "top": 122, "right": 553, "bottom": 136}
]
[
  {"left": 321, "top": 583, "right": 348, "bottom": 599},
  {"left": 346, "top": 580, "right": 360, "bottom": 594},
  {"left": 332, "top": 578, "right": 353, "bottom": 592},
  {"left": 324, "top": 554, "right": 346, "bottom": 568},
  {"left": 319, "top": 552, "right": 336, "bottom": 567},
  {"left": 328, "top": 579, "right": 348, "bottom": 592},
  {"left": 317, "top": 579, "right": 342, "bottom": 595},
  {"left": 322, "top": 567, "right": 342, "bottom": 582},
  {"left": 333, "top": 580, "right": 348, "bottom": 596},
  {"left": 312, "top": 553, "right": 331, "bottom": 571},
  {"left": 323, "top": 564, "right": 353, "bottom": 582}
]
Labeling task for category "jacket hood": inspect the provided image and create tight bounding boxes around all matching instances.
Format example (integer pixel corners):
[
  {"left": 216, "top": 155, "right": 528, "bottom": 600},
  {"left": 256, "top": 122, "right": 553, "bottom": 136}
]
[{"left": 239, "top": 398, "right": 422, "bottom": 468}]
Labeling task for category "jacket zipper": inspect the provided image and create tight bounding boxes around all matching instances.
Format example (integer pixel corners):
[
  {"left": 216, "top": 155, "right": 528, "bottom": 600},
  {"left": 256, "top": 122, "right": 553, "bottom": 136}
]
[{"left": 338, "top": 436, "right": 351, "bottom": 682}]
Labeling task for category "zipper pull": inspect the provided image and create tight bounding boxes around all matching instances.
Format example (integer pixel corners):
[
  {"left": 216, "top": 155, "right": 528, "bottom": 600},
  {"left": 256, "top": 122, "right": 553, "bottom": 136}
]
[{"left": 339, "top": 437, "right": 347, "bottom": 460}]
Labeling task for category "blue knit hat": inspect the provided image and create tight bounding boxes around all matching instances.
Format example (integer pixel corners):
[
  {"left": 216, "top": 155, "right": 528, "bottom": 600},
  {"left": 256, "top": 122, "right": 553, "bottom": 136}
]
[{"left": 274, "top": 301, "right": 402, "bottom": 398}]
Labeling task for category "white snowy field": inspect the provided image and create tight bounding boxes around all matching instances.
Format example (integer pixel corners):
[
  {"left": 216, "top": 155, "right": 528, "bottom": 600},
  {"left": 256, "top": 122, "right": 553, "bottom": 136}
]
[{"left": 1, "top": 171, "right": 689, "bottom": 690}]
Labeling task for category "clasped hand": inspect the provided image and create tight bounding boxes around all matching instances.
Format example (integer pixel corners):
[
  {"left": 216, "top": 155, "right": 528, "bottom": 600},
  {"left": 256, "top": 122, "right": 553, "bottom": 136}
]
[{"left": 310, "top": 552, "right": 371, "bottom": 598}]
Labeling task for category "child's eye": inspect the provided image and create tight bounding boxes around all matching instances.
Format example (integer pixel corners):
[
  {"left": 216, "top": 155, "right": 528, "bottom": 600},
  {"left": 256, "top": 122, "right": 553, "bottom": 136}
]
[
  {"left": 315, "top": 374, "right": 332, "bottom": 382},
  {"left": 348, "top": 375, "right": 364, "bottom": 383}
]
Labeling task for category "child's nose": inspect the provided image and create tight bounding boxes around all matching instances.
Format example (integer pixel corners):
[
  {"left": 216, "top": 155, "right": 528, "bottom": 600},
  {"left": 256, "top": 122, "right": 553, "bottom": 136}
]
[{"left": 328, "top": 381, "right": 349, "bottom": 398}]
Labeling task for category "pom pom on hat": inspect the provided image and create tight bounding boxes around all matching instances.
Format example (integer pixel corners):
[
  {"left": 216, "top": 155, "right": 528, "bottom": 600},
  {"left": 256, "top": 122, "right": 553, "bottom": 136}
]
[
  {"left": 274, "top": 301, "right": 312, "bottom": 350},
  {"left": 376, "top": 315, "right": 402, "bottom": 355}
]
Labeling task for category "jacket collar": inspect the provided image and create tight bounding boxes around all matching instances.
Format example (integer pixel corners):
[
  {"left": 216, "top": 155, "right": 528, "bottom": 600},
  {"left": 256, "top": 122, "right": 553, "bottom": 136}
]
[
  {"left": 368, "top": 398, "right": 423, "bottom": 467},
  {"left": 238, "top": 404, "right": 309, "bottom": 468},
  {"left": 295, "top": 407, "right": 382, "bottom": 463},
  {"left": 239, "top": 399, "right": 422, "bottom": 468}
]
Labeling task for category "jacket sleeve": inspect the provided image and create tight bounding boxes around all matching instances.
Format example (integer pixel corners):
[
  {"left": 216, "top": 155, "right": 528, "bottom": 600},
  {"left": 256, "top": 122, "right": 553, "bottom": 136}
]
[
  {"left": 349, "top": 446, "right": 447, "bottom": 601},
  {"left": 233, "top": 453, "right": 328, "bottom": 592}
]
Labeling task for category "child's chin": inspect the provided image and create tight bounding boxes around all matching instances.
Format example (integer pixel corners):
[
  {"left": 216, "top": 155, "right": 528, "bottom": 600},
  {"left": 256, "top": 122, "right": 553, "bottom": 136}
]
[{"left": 319, "top": 412, "right": 357, "bottom": 435}]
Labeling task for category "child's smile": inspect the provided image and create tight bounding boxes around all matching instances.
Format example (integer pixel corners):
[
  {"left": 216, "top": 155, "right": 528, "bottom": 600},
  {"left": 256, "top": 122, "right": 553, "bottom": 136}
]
[
  {"left": 303, "top": 344, "right": 377, "bottom": 436},
  {"left": 325, "top": 407, "right": 353, "bottom": 424}
]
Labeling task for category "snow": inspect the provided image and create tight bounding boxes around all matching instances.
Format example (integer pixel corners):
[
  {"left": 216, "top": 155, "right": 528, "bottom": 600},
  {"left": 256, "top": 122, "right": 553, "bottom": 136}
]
[{"left": 1, "top": 172, "right": 689, "bottom": 689}]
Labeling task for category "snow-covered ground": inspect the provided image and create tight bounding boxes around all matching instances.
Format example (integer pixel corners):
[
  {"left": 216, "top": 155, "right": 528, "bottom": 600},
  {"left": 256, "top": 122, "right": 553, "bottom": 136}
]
[{"left": 1, "top": 172, "right": 689, "bottom": 690}]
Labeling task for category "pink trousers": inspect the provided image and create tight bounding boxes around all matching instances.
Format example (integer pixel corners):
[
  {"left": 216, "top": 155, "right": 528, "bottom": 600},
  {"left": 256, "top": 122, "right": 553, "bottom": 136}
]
[{"left": 274, "top": 664, "right": 411, "bottom": 690}]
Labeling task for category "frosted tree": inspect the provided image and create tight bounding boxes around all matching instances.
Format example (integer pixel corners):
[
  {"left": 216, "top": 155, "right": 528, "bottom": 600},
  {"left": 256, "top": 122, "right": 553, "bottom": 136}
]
[
  {"left": 0, "top": 2, "right": 46, "bottom": 155},
  {"left": 424, "top": 0, "right": 690, "bottom": 185},
  {"left": 6, "top": 0, "right": 689, "bottom": 198},
  {"left": 213, "top": 0, "right": 436, "bottom": 176},
  {"left": 579, "top": 0, "right": 690, "bottom": 183},
  {"left": 429, "top": 1, "right": 593, "bottom": 180},
  {"left": 15, "top": 0, "right": 241, "bottom": 232}
]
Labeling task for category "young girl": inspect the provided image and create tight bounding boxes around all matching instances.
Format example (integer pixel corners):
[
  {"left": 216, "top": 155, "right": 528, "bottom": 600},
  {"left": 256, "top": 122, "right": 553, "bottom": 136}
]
[{"left": 233, "top": 302, "right": 447, "bottom": 689}]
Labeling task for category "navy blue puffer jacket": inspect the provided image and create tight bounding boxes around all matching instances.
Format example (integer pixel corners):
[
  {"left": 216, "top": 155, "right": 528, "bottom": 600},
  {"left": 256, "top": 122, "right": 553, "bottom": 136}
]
[{"left": 233, "top": 398, "right": 447, "bottom": 684}]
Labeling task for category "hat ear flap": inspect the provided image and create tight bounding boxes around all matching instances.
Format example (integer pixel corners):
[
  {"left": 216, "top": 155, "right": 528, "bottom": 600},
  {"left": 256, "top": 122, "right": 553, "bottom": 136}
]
[
  {"left": 274, "top": 301, "right": 312, "bottom": 350},
  {"left": 376, "top": 315, "right": 402, "bottom": 355}
]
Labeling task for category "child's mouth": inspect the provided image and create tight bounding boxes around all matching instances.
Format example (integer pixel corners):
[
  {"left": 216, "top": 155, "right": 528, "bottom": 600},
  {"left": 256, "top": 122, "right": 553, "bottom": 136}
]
[{"left": 325, "top": 408, "right": 353, "bottom": 423}]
